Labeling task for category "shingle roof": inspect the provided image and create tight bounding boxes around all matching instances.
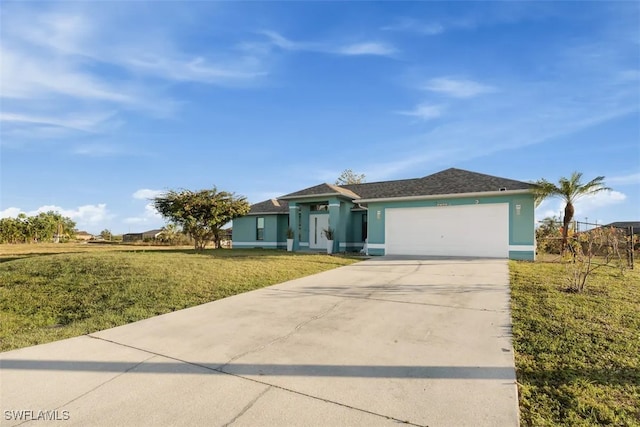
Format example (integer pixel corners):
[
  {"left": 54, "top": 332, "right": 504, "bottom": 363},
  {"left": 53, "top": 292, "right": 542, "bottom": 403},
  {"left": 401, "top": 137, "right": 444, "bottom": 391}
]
[
  {"left": 280, "top": 183, "right": 359, "bottom": 199},
  {"left": 343, "top": 168, "right": 533, "bottom": 199},
  {"left": 604, "top": 221, "right": 640, "bottom": 232},
  {"left": 248, "top": 168, "right": 533, "bottom": 213},
  {"left": 248, "top": 198, "right": 289, "bottom": 214}
]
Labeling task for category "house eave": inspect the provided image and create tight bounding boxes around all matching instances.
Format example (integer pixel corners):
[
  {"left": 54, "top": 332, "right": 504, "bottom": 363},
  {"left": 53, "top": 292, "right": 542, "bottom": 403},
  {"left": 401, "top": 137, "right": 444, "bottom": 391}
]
[
  {"left": 357, "top": 189, "right": 532, "bottom": 204},
  {"left": 245, "top": 212, "right": 287, "bottom": 216},
  {"left": 278, "top": 192, "right": 356, "bottom": 201}
]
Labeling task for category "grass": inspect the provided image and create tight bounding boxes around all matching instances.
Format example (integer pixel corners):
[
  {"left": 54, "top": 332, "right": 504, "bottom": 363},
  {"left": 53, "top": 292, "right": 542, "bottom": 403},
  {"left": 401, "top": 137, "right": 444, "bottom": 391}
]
[
  {"left": 0, "top": 244, "right": 359, "bottom": 352},
  {"left": 510, "top": 260, "right": 640, "bottom": 426}
]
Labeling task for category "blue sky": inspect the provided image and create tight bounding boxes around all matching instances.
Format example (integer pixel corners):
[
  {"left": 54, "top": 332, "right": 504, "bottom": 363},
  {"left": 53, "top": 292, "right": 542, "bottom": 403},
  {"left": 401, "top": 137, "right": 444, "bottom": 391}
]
[{"left": 1, "top": 1, "right": 638, "bottom": 234}]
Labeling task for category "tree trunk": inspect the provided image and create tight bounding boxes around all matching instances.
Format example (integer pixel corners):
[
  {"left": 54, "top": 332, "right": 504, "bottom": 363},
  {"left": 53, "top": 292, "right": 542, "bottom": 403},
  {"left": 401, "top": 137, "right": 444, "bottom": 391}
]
[{"left": 562, "top": 202, "right": 575, "bottom": 253}]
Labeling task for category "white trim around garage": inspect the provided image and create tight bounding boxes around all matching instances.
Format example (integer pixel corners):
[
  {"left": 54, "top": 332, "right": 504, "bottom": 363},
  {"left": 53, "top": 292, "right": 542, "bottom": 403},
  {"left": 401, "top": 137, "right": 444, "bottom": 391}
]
[
  {"left": 508, "top": 245, "right": 535, "bottom": 251},
  {"left": 367, "top": 243, "right": 386, "bottom": 250}
]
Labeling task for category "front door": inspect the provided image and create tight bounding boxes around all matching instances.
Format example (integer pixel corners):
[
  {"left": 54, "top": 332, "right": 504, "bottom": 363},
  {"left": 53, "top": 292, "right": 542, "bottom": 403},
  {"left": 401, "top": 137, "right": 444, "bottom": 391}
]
[{"left": 309, "top": 214, "right": 329, "bottom": 249}]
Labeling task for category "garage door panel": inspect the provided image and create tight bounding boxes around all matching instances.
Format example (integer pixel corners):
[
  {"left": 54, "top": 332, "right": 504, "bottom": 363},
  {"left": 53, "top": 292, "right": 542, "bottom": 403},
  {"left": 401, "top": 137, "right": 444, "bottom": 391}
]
[{"left": 385, "top": 204, "right": 509, "bottom": 258}]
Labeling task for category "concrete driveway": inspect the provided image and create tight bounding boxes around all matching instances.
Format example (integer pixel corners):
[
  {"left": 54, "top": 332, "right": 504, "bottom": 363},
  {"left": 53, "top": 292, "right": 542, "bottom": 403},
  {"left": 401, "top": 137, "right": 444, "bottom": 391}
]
[{"left": 1, "top": 257, "right": 519, "bottom": 427}]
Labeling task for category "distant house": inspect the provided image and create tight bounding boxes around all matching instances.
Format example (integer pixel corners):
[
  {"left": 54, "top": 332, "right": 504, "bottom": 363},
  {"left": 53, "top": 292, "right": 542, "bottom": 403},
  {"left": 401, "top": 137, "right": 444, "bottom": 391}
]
[
  {"left": 604, "top": 221, "right": 640, "bottom": 236},
  {"left": 75, "top": 231, "right": 94, "bottom": 241},
  {"left": 122, "top": 229, "right": 164, "bottom": 243}
]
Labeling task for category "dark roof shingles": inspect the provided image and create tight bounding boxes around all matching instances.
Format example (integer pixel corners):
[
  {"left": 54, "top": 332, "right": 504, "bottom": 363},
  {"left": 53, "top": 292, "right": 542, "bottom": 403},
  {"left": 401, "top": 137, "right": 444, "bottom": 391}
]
[
  {"left": 251, "top": 168, "right": 533, "bottom": 212},
  {"left": 343, "top": 168, "right": 533, "bottom": 199},
  {"left": 248, "top": 198, "right": 289, "bottom": 214}
]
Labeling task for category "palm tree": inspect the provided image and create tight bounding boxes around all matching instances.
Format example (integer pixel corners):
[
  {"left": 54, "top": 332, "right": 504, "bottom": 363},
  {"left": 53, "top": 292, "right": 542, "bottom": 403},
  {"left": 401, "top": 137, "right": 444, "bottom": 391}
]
[{"left": 534, "top": 172, "right": 611, "bottom": 252}]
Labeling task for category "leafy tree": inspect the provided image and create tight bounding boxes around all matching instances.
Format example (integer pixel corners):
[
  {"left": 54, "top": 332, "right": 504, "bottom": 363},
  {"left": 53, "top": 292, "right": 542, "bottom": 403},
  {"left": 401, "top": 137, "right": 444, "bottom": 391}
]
[
  {"left": 153, "top": 187, "right": 249, "bottom": 250},
  {"left": 159, "top": 224, "right": 182, "bottom": 245},
  {"left": 100, "top": 229, "right": 112, "bottom": 241},
  {"left": 0, "top": 218, "right": 23, "bottom": 243},
  {"left": 536, "top": 216, "right": 563, "bottom": 254},
  {"left": 534, "top": 172, "right": 611, "bottom": 252},
  {"left": 0, "top": 211, "right": 75, "bottom": 243},
  {"left": 335, "top": 169, "right": 366, "bottom": 185}
]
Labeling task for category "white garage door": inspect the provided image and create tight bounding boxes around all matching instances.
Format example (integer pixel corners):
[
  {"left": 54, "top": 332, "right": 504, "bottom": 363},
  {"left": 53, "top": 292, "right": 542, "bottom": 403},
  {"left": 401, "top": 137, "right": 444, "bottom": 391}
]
[{"left": 385, "top": 203, "right": 509, "bottom": 258}]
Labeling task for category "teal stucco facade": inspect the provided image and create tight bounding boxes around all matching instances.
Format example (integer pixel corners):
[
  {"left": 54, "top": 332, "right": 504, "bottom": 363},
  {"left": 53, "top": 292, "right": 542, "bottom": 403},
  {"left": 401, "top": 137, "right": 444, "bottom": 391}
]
[
  {"left": 364, "top": 193, "right": 535, "bottom": 260},
  {"left": 232, "top": 214, "right": 289, "bottom": 249},
  {"left": 231, "top": 168, "right": 537, "bottom": 260}
]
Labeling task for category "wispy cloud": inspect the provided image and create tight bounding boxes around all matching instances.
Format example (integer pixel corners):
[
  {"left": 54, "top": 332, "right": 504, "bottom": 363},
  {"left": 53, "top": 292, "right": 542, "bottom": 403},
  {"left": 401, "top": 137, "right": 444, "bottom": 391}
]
[
  {"left": 0, "top": 111, "right": 116, "bottom": 133},
  {"left": 126, "top": 55, "right": 267, "bottom": 84},
  {"left": 607, "top": 172, "right": 640, "bottom": 186},
  {"left": 381, "top": 18, "right": 444, "bottom": 35},
  {"left": 337, "top": 42, "right": 396, "bottom": 56},
  {"left": 535, "top": 191, "right": 627, "bottom": 223},
  {"left": 423, "top": 77, "right": 496, "bottom": 98},
  {"left": 396, "top": 103, "right": 444, "bottom": 120},
  {"left": 260, "top": 31, "right": 396, "bottom": 57},
  {"left": 72, "top": 143, "right": 126, "bottom": 157},
  {"left": 0, "top": 3, "right": 269, "bottom": 150},
  {"left": 132, "top": 189, "right": 164, "bottom": 200}
]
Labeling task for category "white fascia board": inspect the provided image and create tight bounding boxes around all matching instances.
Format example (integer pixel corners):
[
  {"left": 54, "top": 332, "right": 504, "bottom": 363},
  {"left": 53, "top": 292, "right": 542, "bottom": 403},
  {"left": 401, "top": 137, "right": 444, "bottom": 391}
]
[
  {"left": 279, "top": 193, "right": 355, "bottom": 201},
  {"left": 356, "top": 189, "right": 532, "bottom": 204},
  {"left": 245, "top": 212, "right": 287, "bottom": 216}
]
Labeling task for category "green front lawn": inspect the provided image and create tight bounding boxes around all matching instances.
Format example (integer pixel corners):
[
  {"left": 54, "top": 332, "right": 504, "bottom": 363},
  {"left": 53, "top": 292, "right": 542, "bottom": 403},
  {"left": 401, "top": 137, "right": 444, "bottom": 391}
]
[
  {"left": 0, "top": 246, "right": 359, "bottom": 352},
  {"left": 510, "top": 261, "right": 640, "bottom": 426}
]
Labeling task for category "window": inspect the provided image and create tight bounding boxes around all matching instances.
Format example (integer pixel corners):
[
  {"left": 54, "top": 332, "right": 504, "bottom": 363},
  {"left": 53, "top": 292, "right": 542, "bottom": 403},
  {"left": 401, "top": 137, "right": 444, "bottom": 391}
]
[
  {"left": 256, "top": 217, "right": 265, "bottom": 240},
  {"left": 362, "top": 213, "right": 368, "bottom": 241}
]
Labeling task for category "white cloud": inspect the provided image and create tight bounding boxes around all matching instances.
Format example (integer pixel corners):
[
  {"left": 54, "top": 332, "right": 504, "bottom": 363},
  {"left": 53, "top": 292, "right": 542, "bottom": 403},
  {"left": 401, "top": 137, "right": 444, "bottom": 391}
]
[
  {"left": 72, "top": 143, "right": 126, "bottom": 157},
  {"left": 574, "top": 191, "right": 627, "bottom": 212},
  {"left": 396, "top": 103, "right": 444, "bottom": 120},
  {"left": 423, "top": 77, "right": 496, "bottom": 98},
  {"left": 607, "top": 172, "right": 640, "bottom": 186},
  {"left": 0, "top": 204, "right": 112, "bottom": 225},
  {"left": 1, "top": 46, "right": 134, "bottom": 104},
  {"left": 132, "top": 189, "right": 164, "bottom": 200},
  {"left": 0, "top": 207, "right": 23, "bottom": 218},
  {"left": 381, "top": 18, "right": 444, "bottom": 35},
  {"left": 337, "top": 42, "right": 396, "bottom": 56},
  {"left": 0, "top": 111, "right": 116, "bottom": 133},
  {"left": 259, "top": 31, "right": 304, "bottom": 51},
  {"left": 125, "top": 55, "right": 268, "bottom": 84},
  {"left": 260, "top": 31, "right": 396, "bottom": 57},
  {"left": 123, "top": 203, "right": 162, "bottom": 225},
  {"left": 535, "top": 191, "right": 627, "bottom": 224},
  {"left": 0, "top": 4, "right": 269, "bottom": 149},
  {"left": 37, "top": 204, "right": 112, "bottom": 224}
]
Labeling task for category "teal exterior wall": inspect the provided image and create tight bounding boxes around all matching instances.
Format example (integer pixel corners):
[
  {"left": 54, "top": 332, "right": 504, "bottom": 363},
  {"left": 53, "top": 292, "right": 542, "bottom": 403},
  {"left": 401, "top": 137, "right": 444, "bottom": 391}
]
[
  {"left": 278, "top": 196, "right": 366, "bottom": 252},
  {"left": 346, "top": 211, "right": 367, "bottom": 251},
  {"left": 233, "top": 192, "right": 534, "bottom": 259},
  {"left": 366, "top": 193, "right": 536, "bottom": 260},
  {"left": 232, "top": 214, "right": 288, "bottom": 249}
]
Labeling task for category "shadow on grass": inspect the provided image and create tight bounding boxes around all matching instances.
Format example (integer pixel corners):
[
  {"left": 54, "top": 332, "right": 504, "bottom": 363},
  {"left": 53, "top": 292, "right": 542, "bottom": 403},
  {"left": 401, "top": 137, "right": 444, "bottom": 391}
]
[{"left": 0, "top": 252, "right": 87, "bottom": 263}]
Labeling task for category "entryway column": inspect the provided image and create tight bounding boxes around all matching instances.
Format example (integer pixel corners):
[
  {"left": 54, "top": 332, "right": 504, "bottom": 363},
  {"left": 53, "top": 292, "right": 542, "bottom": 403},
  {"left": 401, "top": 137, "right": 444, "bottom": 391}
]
[
  {"left": 289, "top": 203, "right": 299, "bottom": 251},
  {"left": 328, "top": 199, "right": 341, "bottom": 253}
]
